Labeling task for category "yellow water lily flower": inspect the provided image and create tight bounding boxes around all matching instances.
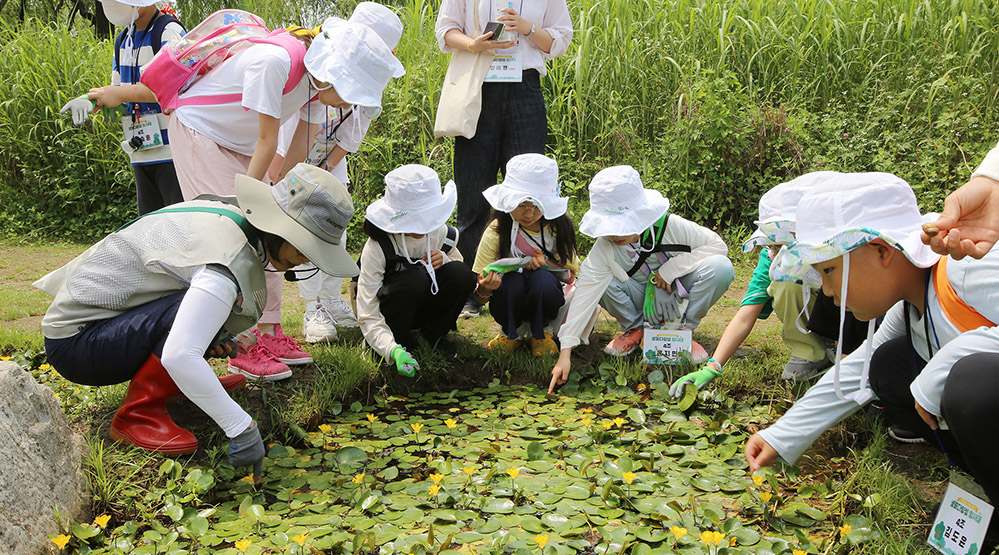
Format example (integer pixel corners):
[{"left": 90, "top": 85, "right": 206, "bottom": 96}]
[
  {"left": 581, "top": 417, "right": 592, "bottom": 426},
  {"left": 534, "top": 533, "right": 549, "bottom": 548},
  {"left": 292, "top": 533, "right": 307, "bottom": 546},
  {"left": 506, "top": 467, "right": 520, "bottom": 478},
  {"left": 352, "top": 473, "right": 365, "bottom": 484},
  {"left": 612, "top": 417, "right": 626, "bottom": 427},
  {"left": 0, "top": 356, "right": 10, "bottom": 361},
  {"left": 669, "top": 526, "right": 687, "bottom": 539},
  {"left": 39, "top": 363, "right": 51, "bottom": 371},
  {"left": 239, "top": 475, "right": 256, "bottom": 485},
  {"left": 622, "top": 471, "right": 636, "bottom": 484},
  {"left": 700, "top": 530, "right": 725, "bottom": 546},
  {"left": 839, "top": 523, "right": 852, "bottom": 536},
  {"left": 50, "top": 535, "right": 70, "bottom": 549},
  {"left": 793, "top": 550, "right": 807, "bottom": 555},
  {"left": 759, "top": 491, "right": 772, "bottom": 503},
  {"left": 410, "top": 422, "right": 423, "bottom": 433},
  {"left": 430, "top": 472, "right": 444, "bottom": 484},
  {"left": 580, "top": 407, "right": 593, "bottom": 413},
  {"left": 444, "top": 418, "right": 457, "bottom": 429},
  {"left": 752, "top": 474, "right": 764, "bottom": 486},
  {"left": 93, "top": 514, "right": 111, "bottom": 528},
  {"left": 235, "top": 539, "right": 251, "bottom": 551},
  {"left": 367, "top": 414, "right": 377, "bottom": 422},
  {"left": 601, "top": 421, "right": 613, "bottom": 430},
  {"left": 463, "top": 466, "right": 475, "bottom": 475},
  {"left": 428, "top": 484, "right": 441, "bottom": 495},
  {"left": 636, "top": 383, "right": 647, "bottom": 391},
  {"left": 318, "top": 424, "right": 332, "bottom": 433}
]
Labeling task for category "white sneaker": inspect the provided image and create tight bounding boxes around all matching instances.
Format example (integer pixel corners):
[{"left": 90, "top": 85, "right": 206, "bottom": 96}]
[
  {"left": 303, "top": 305, "right": 338, "bottom": 343},
  {"left": 321, "top": 298, "right": 358, "bottom": 327}
]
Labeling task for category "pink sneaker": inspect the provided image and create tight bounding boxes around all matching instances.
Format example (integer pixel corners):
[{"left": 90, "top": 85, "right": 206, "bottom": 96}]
[
  {"left": 690, "top": 340, "right": 709, "bottom": 365},
  {"left": 255, "top": 325, "right": 313, "bottom": 365},
  {"left": 227, "top": 343, "right": 292, "bottom": 381},
  {"left": 604, "top": 328, "right": 644, "bottom": 356}
]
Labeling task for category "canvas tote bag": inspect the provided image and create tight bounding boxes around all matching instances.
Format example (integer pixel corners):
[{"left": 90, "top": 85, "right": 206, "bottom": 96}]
[{"left": 433, "top": 0, "right": 493, "bottom": 139}]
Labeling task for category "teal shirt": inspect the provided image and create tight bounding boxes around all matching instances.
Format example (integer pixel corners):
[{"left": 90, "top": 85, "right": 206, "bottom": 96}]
[{"left": 740, "top": 249, "right": 774, "bottom": 319}]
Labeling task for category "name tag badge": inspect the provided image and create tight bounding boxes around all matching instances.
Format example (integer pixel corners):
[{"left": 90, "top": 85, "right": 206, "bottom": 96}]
[
  {"left": 123, "top": 115, "right": 163, "bottom": 152},
  {"left": 485, "top": 46, "right": 523, "bottom": 83},
  {"left": 928, "top": 473, "right": 994, "bottom": 555}
]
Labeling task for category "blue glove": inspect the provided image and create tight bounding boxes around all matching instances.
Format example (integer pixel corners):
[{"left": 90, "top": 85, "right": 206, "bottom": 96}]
[{"left": 229, "top": 423, "right": 264, "bottom": 481}]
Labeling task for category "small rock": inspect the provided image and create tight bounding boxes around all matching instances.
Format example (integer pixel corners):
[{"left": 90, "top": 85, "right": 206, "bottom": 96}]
[{"left": 0, "top": 361, "right": 90, "bottom": 555}]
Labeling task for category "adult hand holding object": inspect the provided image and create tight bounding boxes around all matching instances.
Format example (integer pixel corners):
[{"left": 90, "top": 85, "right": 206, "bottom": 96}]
[
  {"left": 744, "top": 433, "right": 779, "bottom": 472},
  {"left": 668, "top": 360, "right": 722, "bottom": 399},
  {"left": 229, "top": 422, "right": 265, "bottom": 484},
  {"left": 391, "top": 345, "right": 419, "bottom": 377},
  {"left": 60, "top": 95, "right": 95, "bottom": 126},
  {"left": 921, "top": 175, "right": 999, "bottom": 259},
  {"left": 466, "top": 31, "right": 515, "bottom": 52}
]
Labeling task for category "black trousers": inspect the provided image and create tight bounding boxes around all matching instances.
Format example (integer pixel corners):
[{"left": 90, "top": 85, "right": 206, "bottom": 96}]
[
  {"left": 453, "top": 69, "right": 547, "bottom": 266},
  {"left": 490, "top": 269, "right": 564, "bottom": 340},
  {"left": 378, "top": 262, "right": 476, "bottom": 350},
  {"left": 45, "top": 292, "right": 185, "bottom": 386},
  {"left": 134, "top": 161, "right": 184, "bottom": 215},
  {"left": 869, "top": 336, "right": 999, "bottom": 504}
]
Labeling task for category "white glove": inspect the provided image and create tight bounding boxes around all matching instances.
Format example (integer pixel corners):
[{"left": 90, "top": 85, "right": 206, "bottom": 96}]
[{"left": 60, "top": 96, "right": 94, "bottom": 126}]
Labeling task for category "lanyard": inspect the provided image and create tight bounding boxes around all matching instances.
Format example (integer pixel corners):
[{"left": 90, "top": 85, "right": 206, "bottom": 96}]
[
  {"left": 488, "top": 0, "right": 526, "bottom": 25},
  {"left": 904, "top": 270, "right": 951, "bottom": 466},
  {"left": 520, "top": 222, "right": 555, "bottom": 260}
]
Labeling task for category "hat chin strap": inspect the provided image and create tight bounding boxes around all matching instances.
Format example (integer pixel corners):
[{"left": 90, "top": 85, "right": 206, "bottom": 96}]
[
  {"left": 831, "top": 251, "right": 877, "bottom": 405},
  {"left": 795, "top": 287, "right": 812, "bottom": 336},
  {"left": 401, "top": 234, "right": 439, "bottom": 295}
]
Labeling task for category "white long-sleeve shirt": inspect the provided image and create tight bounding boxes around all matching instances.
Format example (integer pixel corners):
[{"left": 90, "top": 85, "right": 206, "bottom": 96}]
[
  {"left": 759, "top": 244, "right": 999, "bottom": 464},
  {"left": 434, "top": 0, "right": 573, "bottom": 76},
  {"left": 356, "top": 227, "right": 464, "bottom": 359},
  {"left": 557, "top": 214, "right": 728, "bottom": 349},
  {"left": 972, "top": 139, "right": 999, "bottom": 181}
]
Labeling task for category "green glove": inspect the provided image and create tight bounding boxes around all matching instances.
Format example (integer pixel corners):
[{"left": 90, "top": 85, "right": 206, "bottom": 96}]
[
  {"left": 642, "top": 274, "right": 657, "bottom": 322},
  {"left": 668, "top": 360, "right": 722, "bottom": 399},
  {"left": 483, "top": 256, "right": 532, "bottom": 276},
  {"left": 391, "top": 345, "right": 419, "bottom": 377}
]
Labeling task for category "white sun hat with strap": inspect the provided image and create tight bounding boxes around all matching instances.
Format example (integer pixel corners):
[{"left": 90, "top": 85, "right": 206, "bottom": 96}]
[
  {"left": 742, "top": 171, "right": 843, "bottom": 253},
  {"left": 482, "top": 153, "right": 568, "bottom": 219},
  {"left": 771, "top": 172, "right": 940, "bottom": 405},
  {"left": 578, "top": 165, "right": 670, "bottom": 238}
]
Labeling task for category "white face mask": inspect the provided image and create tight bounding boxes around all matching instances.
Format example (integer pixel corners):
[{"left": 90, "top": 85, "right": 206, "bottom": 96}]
[{"left": 101, "top": 0, "right": 138, "bottom": 28}]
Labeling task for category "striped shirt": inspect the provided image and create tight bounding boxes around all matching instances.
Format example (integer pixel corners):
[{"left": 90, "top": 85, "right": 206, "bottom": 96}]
[{"left": 110, "top": 13, "right": 185, "bottom": 165}]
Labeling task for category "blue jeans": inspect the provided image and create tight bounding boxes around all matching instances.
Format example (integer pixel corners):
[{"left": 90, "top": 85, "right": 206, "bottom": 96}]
[
  {"left": 599, "top": 254, "right": 735, "bottom": 331},
  {"left": 454, "top": 69, "right": 547, "bottom": 267},
  {"left": 489, "top": 269, "right": 564, "bottom": 339},
  {"left": 45, "top": 292, "right": 186, "bottom": 386}
]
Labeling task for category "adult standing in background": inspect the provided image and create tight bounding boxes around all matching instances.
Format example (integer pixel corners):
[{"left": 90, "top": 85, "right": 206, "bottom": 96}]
[{"left": 435, "top": 0, "right": 573, "bottom": 317}]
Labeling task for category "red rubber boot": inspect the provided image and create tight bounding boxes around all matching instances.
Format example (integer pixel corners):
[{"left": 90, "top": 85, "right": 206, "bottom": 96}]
[
  {"left": 165, "top": 373, "right": 246, "bottom": 404},
  {"left": 109, "top": 354, "right": 198, "bottom": 455}
]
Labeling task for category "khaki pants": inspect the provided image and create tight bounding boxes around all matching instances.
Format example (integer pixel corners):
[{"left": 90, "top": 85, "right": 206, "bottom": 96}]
[{"left": 768, "top": 281, "right": 827, "bottom": 362}]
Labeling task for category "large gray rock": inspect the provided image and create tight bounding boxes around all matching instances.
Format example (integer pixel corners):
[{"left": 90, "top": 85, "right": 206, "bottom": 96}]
[{"left": 0, "top": 361, "right": 90, "bottom": 555}]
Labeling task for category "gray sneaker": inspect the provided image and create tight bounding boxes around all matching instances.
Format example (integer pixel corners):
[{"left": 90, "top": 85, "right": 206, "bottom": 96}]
[
  {"left": 781, "top": 356, "right": 830, "bottom": 381},
  {"left": 459, "top": 301, "right": 481, "bottom": 319}
]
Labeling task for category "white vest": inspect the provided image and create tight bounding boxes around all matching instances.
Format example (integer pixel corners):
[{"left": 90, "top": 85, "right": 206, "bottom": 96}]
[{"left": 35, "top": 200, "right": 268, "bottom": 341}]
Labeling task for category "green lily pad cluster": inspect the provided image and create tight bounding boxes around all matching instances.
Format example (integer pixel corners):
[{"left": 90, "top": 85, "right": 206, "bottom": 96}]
[{"left": 63, "top": 380, "right": 878, "bottom": 554}]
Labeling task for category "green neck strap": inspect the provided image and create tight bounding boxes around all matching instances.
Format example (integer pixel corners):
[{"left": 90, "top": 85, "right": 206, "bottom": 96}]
[{"left": 116, "top": 207, "right": 258, "bottom": 244}]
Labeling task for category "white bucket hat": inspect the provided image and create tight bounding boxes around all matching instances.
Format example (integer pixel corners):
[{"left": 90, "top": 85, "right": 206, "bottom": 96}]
[
  {"left": 742, "top": 171, "right": 843, "bottom": 252},
  {"left": 305, "top": 20, "right": 405, "bottom": 119},
  {"left": 234, "top": 164, "right": 358, "bottom": 278},
  {"left": 365, "top": 165, "right": 457, "bottom": 235},
  {"left": 771, "top": 172, "right": 939, "bottom": 287},
  {"left": 578, "top": 166, "right": 670, "bottom": 238},
  {"left": 348, "top": 2, "right": 404, "bottom": 51},
  {"left": 770, "top": 172, "right": 940, "bottom": 406},
  {"left": 482, "top": 153, "right": 568, "bottom": 219},
  {"left": 100, "top": 0, "right": 170, "bottom": 6}
]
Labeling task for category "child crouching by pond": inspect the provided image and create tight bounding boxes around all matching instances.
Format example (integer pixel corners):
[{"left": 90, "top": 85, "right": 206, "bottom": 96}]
[
  {"left": 471, "top": 153, "right": 580, "bottom": 356},
  {"left": 356, "top": 165, "right": 477, "bottom": 377}
]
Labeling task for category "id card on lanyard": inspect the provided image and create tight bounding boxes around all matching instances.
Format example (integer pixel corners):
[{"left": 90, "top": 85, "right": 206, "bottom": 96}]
[
  {"left": 928, "top": 471, "right": 994, "bottom": 555},
  {"left": 485, "top": 0, "right": 524, "bottom": 82},
  {"left": 122, "top": 108, "right": 163, "bottom": 152}
]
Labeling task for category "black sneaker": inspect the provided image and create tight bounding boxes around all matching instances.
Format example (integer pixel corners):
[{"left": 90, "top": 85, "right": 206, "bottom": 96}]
[
  {"left": 459, "top": 300, "right": 481, "bottom": 319},
  {"left": 888, "top": 425, "right": 926, "bottom": 444}
]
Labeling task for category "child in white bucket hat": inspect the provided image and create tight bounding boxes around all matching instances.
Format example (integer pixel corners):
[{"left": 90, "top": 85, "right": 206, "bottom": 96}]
[
  {"left": 471, "top": 154, "right": 580, "bottom": 356},
  {"left": 356, "top": 165, "right": 477, "bottom": 377},
  {"left": 548, "top": 165, "right": 735, "bottom": 393},
  {"left": 268, "top": 4, "right": 406, "bottom": 342},
  {"left": 746, "top": 172, "right": 999, "bottom": 517}
]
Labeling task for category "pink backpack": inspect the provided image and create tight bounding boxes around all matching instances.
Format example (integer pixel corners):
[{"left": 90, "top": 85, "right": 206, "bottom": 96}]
[{"left": 140, "top": 9, "right": 307, "bottom": 112}]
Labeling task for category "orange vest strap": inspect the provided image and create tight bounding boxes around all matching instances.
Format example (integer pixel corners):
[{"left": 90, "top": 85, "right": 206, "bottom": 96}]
[{"left": 932, "top": 257, "right": 996, "bottom": 333}]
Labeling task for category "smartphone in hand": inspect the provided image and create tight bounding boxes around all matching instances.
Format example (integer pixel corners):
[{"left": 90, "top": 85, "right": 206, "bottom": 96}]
[{"left": 483, "top": 21, "right": 505, "bottom": 40}]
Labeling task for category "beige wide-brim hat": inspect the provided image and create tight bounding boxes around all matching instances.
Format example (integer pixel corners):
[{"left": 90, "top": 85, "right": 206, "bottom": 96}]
[
  {"left": 365, "top": 164, "right": 457, "bottom": 235},
  {"left": 235, "top": 164, "right": 359, "bottom": 278},
  {"left": 578, "top": 165, "right": 670, "bottom": 238},
  {"left": 482, "top": 153, "right": 568, "bottom": 219}
]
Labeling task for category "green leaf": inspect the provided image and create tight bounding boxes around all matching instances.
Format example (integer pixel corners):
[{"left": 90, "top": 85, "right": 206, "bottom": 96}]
[
  {"left": 527, "top": 441, "right": 546, "bottom": 461},
  {"left": 334, "top": 446, "right": 368, "bottom": 465},
  {"left": 71, "top": 523, "right": 99, "bottom": 540},
  {"left": 188, "top": 517, "right": 209, "bottom": 537},
  {"left": 481, "top": 498, "right": 515, "bottom": 514},
  {"left": 164, "top": 505, "right": 183, "bottom": 522},
  {"left": 627, "top": 408, "right": 646, "bottom": 425},
  {"left": 677, "top": 383, "right": 698, "bottom": 411}
]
